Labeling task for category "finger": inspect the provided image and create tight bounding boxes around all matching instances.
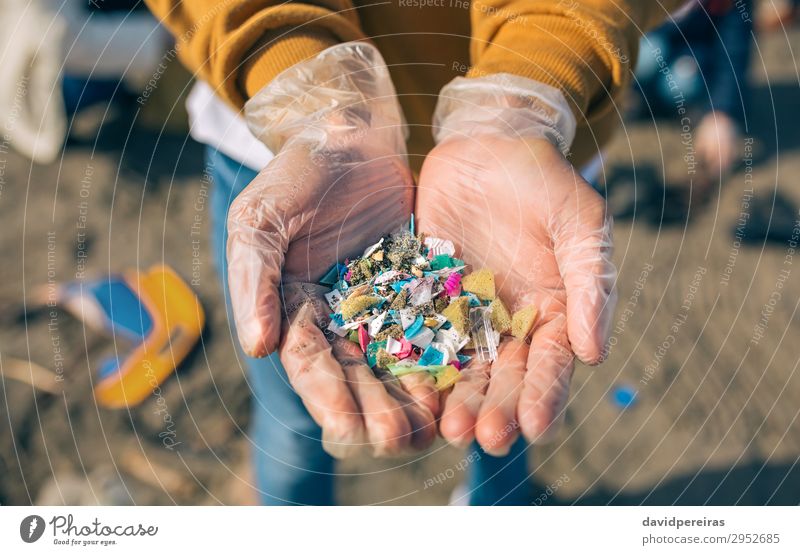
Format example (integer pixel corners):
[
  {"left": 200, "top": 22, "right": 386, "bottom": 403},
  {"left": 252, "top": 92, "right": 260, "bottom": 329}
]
[
  {"left": 226, "top": 146, "right": 332, "bottom": 357},
  {"left": 398, "top": 371, "right": 440, "bottom": 417},
  {"left": 379, "top": 372, "right": 438, "bottom": 451},
  {"left": 227, "top": 223, "right": 284, "bottom": 357},
  {"left": 438, "top": 359, "right": 491, "bottom": 448},
  {"left": 475, "top": 339, "right": 528, "bottom": 456},
  {"left": 517, "top": 313, "right": 575, "bottom": 444},
  {"left": 554, "top": 196, "right": 618, "bottom": 364},
  {"left": 331, "top": 340, "right": 414, "bottom": 457},
  {"left": 226, "top": 165, "right": 296, "bottom": 357},
  {"left": 279, "top": 297, "right": 366, "bottom": 458}
]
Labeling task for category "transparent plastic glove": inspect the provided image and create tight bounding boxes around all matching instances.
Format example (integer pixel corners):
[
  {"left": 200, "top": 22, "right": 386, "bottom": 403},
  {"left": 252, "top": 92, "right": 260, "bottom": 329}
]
[
  {"left": 228, "top": 43, "right": 437, "bottom": 457},
  {"left": 417, "top": 74, "right": 617, "bottom": 453}
]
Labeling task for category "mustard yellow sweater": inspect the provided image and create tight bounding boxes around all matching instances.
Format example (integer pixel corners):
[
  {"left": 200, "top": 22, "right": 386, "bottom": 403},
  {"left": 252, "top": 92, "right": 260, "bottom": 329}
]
[{"left": 145, "top": 0, "right": 685, "bottom": 166}]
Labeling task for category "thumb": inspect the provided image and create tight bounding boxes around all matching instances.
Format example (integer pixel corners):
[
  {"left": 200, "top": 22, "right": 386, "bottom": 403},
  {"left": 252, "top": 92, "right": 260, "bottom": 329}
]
[
  {"left": 553, "top": 187, "right": 617, "bottom": 365},
  {"left": 226, "top": 214, "right": 286, "bottom": 357},
  {"left": 226, "top": 154, "right": 311, "bottom": 357}
]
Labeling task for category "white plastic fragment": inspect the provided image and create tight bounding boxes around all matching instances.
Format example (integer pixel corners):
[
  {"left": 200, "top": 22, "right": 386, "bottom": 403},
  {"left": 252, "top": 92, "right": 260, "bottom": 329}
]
[
  {"left": 430, "top": 341, "right": 456, "bottom": 364},
  {"left": 385, "top": 336, "right": 402, "bottom": 355},
  {"left": 324, "top": 289, "right": 344, "bottom": 312},
  {"left": 327, "top": 318, "right": 348, "bottom": 337},
  {"left": 434, "top": 327, "right": 470, "bottom": 353},
  {"left": 424, "top": 237, "right": 456, "bottom": 257},
  {"left": 399, "top": 308, "right": 417, "bottom": 330},
  {"left": 374, "top": 270, "right": 403, "bottom": 284},
  {"left": 408, "top": 277, "right": 434, "bottom": 306},
  {"left": 368, "top": 311, "right": 388, "bottom": 337},
  {"left": 361, "top": 237, "right": 384, "bottom": 257},
  {"left": 408, "top": 327, "right": 435, "bottom": 349},
  {"left": 343, "top": 314, "right": 374, "bottom": 330}
]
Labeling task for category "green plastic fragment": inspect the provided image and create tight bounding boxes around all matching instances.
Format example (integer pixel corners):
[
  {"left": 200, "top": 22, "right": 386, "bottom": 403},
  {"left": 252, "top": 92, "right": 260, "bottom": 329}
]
[
  {"left": 387, "top": 363, "right": 451, "bottom": 377},
  {"left": 366, "top": 340, "right": 388, "bottom": 367},
  {"left": 430, "top": 254, "right": 455, "bottom": 271}
]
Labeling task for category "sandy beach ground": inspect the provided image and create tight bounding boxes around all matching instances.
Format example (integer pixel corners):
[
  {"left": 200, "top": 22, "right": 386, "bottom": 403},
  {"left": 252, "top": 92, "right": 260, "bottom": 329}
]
[{"left": 1, "top": 25, "right": 799, "bottom": 506}]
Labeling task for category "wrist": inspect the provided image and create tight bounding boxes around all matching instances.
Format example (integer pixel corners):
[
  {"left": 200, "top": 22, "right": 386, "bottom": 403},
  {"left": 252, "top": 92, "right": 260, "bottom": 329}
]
[
  {"left": 244, "top": 42, "right": 406, "bottom": 153},
  {"left": 433, "top": 73, "right": 577, "bottom": 155}
]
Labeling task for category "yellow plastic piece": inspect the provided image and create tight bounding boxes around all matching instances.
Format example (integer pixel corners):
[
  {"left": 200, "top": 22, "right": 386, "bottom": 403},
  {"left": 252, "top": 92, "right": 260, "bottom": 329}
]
[
  {"left": 441, "top": 296, "right": 471, "bottom": 335},
  {"left": 434, "top": 365, "right": 461, "bottom": 391},
  {"left": 340, "top": 294, "right": 381, "bottom": 320},
  {"left": 94, "top": 265, "right": 205, "bottom": 409},
  {"left": 489, "top": 297, "right": 512, "bottom": 334},
  {"left": 511, "top": 305, "right": 538, "bottom": 341},
  {"left": 461, "top": 268, "right": 496, "bottom": 301}
]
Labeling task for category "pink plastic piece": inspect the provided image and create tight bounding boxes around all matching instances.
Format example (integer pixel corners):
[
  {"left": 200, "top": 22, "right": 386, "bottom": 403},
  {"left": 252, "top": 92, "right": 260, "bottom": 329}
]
[
  {"left": 450, "top": 359, "right": 462, "bottom": 370},
  {"left": 396, "top": 338, "right": 413, "bottom": 359},
  {"left": 358, "top": 325, "right": 370, "bottom": 353},
  {"left": 444, "top": 273, "right": 462, "bottom": 297}
]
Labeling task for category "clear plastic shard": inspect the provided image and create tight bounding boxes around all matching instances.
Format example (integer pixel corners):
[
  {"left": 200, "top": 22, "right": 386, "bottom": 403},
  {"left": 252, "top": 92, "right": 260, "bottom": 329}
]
[{"left": 469, "top": 306, "right": 498, "bottom": 362}]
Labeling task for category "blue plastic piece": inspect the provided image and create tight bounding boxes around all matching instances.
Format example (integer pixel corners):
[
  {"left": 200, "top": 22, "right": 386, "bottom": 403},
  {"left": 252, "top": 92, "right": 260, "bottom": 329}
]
[
  {"left": 404, "top": 315, "right": 424, "bottom": 339},
  {"left": 319, "top": 264, "right": 342, "bottom": 286},
  {"left": 91, "top": 278, "right": 153, "bottom": 341},
  {"left": 418, "top": 345, "right": 444, "bottom": 366},
  {"left": 391, "top": 279, "right": 412, "bottom": 293},
  {"left": 97, "top": 356, "right": 121, "bottom": 380},
  {"left": 456, "top": 353, "right": 472, "bottom": 366},
  {"left": 611, "top": 384, "right": 638, "bottom": 409}
]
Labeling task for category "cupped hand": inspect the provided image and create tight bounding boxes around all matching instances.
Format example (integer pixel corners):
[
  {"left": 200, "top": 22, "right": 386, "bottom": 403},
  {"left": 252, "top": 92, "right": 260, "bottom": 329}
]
[
  {"left": 416, "top": 135, "right": 617, "bottom": 454},
  {"left": 224, "top": 42, "right": 443, "bottom": 458},
  {"left": 227, "top": 127, "right": 442, "bottom": 458}
]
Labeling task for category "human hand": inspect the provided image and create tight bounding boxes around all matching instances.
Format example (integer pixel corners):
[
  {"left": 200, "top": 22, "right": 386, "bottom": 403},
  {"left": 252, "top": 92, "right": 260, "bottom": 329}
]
[
  {"left": 417, "top": 75, "right": 617, "bottom": 454},
  {"left": 226, "top": 43, "right": 439, "bottom": 457},
  {"left": 696, "top": 111, "right": 739, "bottom": 179}
]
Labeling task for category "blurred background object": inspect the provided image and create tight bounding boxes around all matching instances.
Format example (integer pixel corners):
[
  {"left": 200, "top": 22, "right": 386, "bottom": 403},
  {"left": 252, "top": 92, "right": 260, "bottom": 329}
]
[
  {"left": 0, "top": 0, "right": 169, "bottom": 163},
  {"left": 757, "top": 0, "right": 799, "bottom": 30}
]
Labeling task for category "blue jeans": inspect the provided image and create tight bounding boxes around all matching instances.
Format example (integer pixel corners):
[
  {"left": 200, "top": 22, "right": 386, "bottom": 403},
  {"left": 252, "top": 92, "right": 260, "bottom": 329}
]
[{"left": 207, "top": 147, "right": 532, "bottom": 505}]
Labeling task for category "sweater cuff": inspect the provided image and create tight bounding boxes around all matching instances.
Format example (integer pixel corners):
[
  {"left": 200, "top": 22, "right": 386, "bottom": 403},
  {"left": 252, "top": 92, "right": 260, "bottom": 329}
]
[
  {"left": 468, "top": 13, "right": 630, "bottom": 124},
  {"left": 241, "top": 28, "right": 339, "bottom": 100},
  {"left": 214, "top": 6, "right": 366, "bottom": 109}
]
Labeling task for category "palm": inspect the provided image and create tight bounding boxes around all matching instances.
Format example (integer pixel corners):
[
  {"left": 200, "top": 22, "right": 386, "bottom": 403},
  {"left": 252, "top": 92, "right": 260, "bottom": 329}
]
[{"left": 416, "top": 135, "right": 616, "bottom": 452}]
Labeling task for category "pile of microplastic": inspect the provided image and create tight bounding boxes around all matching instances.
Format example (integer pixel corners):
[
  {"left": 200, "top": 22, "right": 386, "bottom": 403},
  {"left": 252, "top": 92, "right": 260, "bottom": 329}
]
[{"left": 320, "top": 225, "right": 538, "bottom": 390}]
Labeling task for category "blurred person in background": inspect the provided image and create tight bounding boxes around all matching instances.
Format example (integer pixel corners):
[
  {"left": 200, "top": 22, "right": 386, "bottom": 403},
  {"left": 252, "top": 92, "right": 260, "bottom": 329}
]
[
  {"left": 632, "top": 0, "right": 753, "bottom": 183},
  {"left": 143, "top": 0, "right": 690, "bottom": 506},
  {"left": 756, "top": 0, "right": 799, "bottom": 30},
  {"left": 0, "top": 0, "right": 168, "bottom": 163}
]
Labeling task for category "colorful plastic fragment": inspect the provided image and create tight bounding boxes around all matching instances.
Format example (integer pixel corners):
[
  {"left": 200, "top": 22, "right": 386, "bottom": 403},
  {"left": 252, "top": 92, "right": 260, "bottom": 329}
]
[
  {"left": 489, "top": 297, "right": 512, "bottom": 334},
  {"left": 358, "top": 325, "right": 370, "bottom": 353},
  {"left": 441, "top": 296, "right": 471, "bottom": 335},
  {"left": 319, "top": 225, "right": 537, "bottom": 391},
  {"left": 511, "top": 305, "right": 538, "bottom": 341},
  {"left": 461, "top": 268, "right": 496, "bottom": 301},
  {"left": 443, "top": 272, "right": 462, "bottom": 297},
  {"left": 431, "top": 365, "right": 461, "bottom": 390},
  {"left": 340, "top": 294, "right": 381, "bottom": 320}
]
